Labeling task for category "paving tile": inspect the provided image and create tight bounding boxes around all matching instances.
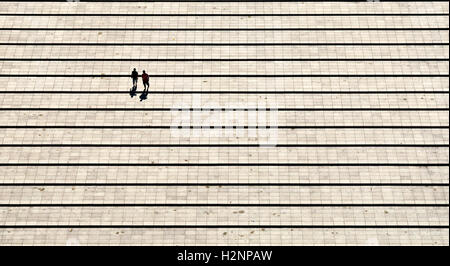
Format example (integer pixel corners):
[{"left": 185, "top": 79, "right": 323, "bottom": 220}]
[
  {"left": 0, "top": 228, "right": 448, "bottom": 246},
  {"left": 0, "top": 166, "right": 448, "bottom": 185},
  {"left": 1, "top": 207, "right": 448, "bottom": 226},
  {"left": 2, "top": 31, "right": 448, "bottom": 44},
  {"left": 0, "top": 186, "right": 447, "bottom": 204}
]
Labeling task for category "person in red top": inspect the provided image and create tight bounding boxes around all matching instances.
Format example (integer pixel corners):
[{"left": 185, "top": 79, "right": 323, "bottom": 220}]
[{"left": 142, "top": 70, "right": 150, "bottom": 92}]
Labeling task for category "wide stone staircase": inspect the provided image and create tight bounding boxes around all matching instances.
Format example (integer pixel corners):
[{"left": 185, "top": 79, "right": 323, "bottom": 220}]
[{"left": 0, "top": 1, "right": 448, "bottom": 245}]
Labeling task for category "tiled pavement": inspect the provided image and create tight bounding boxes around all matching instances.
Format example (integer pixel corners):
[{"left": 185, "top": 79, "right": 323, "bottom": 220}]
[{"left": 0, "top": 1, "right": 448, "bottom": 246}]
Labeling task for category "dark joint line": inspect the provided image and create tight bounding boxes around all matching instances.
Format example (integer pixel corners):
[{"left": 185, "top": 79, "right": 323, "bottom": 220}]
[
  {"left": 0, "top": 183, "right": 447, "bottom": 187},
  {"left": 1, "top": 43, "right": 447, "bottom": 46},
  {"left": 1, "top": 108, "right": 448, "bottom": 112},
  {"left": 0, "top": 163, "right": 447, "bottom": 167},
  {"left": 1, "top": 13, "right": 448, "bottom": 17},
  {"left": 0, "top": 204, "right": 448, "bottom": 207},
  {"left": 0, "top": 144, "right": 448, "bottom": 148},
  {"left": 0, "top": 74, "right": 447, "bottom": 78},
  {"left": 0, "top": 91, "right": 447, "bottom": 95},
  {"left": 1, "top": 28, "right": 448, "bottom": 31},
  {"left": 0, "top": 225, "right": 447, "bottom": 229},
  {"left": 0, "top": 126, "right": 447, "bottom": 129},
  {"left": 1, "top": 58, "right": 448, "bottom": 62}
]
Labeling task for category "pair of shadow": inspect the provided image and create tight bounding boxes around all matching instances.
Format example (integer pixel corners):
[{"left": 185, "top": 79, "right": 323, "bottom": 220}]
[{"left": 129, "top": 86, "right": 148, "bottom": 101}]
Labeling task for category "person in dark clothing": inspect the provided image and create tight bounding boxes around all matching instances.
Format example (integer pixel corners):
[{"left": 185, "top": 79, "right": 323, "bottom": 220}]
[
  {"left": 139, "top": 70, "right": 150, "bottom": 101},
  {"left": 131, "top": 68, "right": 139, "bottom": 89},
  {"left": 142, "top": 70, "right": 150, "bottom": 92}
]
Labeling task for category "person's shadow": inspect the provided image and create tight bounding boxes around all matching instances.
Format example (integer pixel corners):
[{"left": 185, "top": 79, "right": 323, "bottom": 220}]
[
  {"left": 129, "top": 85, "right": 137, "bottom": 98},
  {"left": 139, "top": 90, "right": 148, "bottom": 101}
]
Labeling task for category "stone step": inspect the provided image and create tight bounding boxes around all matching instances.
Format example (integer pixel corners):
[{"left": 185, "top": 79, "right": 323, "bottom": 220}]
[{"left": 0, "top": 186, "right": 447, "bottom": 204}]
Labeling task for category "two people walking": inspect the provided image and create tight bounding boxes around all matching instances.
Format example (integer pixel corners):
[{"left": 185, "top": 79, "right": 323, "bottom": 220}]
[{"left": 130, "top": 68, "right": 150, "bottom": 101}]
